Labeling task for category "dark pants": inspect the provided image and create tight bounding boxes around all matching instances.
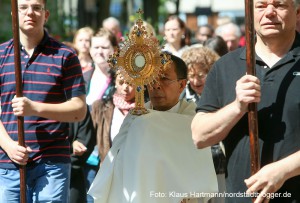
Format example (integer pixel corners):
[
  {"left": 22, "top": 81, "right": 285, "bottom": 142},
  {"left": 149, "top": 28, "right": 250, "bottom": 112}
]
[{"left": 70, "top": 167, "right": 87, "bottom": 203}]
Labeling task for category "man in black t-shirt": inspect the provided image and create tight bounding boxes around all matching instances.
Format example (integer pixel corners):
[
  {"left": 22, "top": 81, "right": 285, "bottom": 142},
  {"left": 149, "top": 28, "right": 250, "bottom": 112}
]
[{"left": 191, "top": 0, "right": 300, "bottom": 202}]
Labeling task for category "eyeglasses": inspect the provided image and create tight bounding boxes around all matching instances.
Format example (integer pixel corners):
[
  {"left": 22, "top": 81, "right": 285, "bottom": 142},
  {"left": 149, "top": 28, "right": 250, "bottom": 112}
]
[
  {"left": 188, "top": 73, "right": 207, "bottom": 80},
  {"left": 18, "top": 4, "right": 45, "bottom": 15},
  {"left": 155, "top": 77, "right": 184, "bottom": 86}
]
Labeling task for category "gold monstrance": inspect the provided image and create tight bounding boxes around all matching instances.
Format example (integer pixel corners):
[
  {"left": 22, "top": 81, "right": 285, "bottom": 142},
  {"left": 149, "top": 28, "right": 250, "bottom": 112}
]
[{"left": 108, "top": 9, "right": 171, "bottom": 115}]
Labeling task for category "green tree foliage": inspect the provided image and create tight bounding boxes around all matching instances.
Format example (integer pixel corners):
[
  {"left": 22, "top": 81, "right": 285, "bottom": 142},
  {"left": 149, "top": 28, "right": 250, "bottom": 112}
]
[
  {"left": 0, "top": 0, "right": 14, "bottom": 42},
  {"left": 0, "top": 0, "right": 180, "bottom": 43}
]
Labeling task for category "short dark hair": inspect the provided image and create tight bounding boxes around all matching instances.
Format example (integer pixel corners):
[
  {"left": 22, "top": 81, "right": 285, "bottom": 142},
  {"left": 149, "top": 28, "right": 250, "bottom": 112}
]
[
  {"left": 198, "top": 24, "right": 214, "bottom": 35},
  {"left": 170, "top": 54, "right": 187, "bottom": 80},
  {"left": 204, "top": 36, "right": 228, "bottom": 57}
]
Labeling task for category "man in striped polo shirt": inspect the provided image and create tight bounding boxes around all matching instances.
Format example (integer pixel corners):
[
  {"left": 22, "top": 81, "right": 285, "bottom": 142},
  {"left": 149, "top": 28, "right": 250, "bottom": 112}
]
[{"left": 0, "top": 0, "right": 86, "bottom": 202}]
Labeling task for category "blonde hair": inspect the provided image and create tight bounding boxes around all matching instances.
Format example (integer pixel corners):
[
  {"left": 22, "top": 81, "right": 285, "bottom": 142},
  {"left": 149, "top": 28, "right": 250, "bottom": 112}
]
[
  {"left": 181, "top": 47, "right": 219, "bottom": 73},
  {"left": 73, "top": 27, "right": 94, "bottom": 45}
]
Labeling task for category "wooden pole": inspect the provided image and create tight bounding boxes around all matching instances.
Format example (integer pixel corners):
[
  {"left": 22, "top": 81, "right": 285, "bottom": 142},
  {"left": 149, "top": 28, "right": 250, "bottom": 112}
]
[
  {"left": 10, "top": 1, "right": 27, "bottom": 203},
  {"left": 245, "top": 0, "right": 260, "bottom": 177}
]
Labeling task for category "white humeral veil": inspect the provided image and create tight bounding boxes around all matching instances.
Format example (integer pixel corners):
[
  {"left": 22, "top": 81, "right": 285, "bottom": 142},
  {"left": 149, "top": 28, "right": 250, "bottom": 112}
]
[{"left": 88, "top": 100, "right": 218, "bottom": 203}]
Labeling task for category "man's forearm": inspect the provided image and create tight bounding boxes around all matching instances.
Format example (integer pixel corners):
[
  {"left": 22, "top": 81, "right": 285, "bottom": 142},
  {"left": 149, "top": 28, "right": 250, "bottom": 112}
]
[
  {"left": 0, "top": 121, "right": 14, "bottom": 152},
  {"left": 191, "top": 101, "right": 246, "bottom": 148},
  {"left": 33, "top": 95, "right": 87, "bottom": 122},
  {"left": 280, "top": 150, "right": 300, "bottom": 181}
]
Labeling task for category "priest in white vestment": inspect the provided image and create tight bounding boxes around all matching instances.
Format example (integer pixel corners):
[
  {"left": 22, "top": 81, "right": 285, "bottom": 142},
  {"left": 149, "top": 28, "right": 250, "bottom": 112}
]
[{"left": 88, "top": 54, "right": 218, "bottom": 203}]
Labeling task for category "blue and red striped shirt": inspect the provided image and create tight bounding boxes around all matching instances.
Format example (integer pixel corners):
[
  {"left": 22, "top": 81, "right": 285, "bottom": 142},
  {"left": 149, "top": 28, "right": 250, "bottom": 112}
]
[{"left": 0, "top": 32, "right": 86, "bottom": 168}]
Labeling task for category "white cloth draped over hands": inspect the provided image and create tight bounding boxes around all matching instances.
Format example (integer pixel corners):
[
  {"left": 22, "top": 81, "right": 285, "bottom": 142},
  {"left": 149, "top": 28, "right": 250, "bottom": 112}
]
[{"left": 88, "top": 101, "right": 218, "bottom": 203}]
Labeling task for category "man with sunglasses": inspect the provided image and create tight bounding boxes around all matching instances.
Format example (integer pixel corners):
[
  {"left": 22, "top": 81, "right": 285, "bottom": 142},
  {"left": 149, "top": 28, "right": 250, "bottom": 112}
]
[{"left": 0, "top": 0, "right": 86, "bottom": 202}]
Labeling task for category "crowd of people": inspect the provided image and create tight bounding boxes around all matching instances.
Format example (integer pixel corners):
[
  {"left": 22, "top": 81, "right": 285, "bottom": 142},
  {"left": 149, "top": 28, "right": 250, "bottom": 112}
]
[{"left": 0, "top": 0, "right": 300, "bottom": 202}]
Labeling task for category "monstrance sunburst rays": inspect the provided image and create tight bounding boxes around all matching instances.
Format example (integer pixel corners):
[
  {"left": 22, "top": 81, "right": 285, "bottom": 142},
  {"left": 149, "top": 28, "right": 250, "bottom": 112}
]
[{"left": 108, "top": 9, "right": 172, "bottom": 115}]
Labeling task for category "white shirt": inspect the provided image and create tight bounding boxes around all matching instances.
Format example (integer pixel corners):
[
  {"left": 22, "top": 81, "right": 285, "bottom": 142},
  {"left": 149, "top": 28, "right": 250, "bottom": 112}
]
[
  {"left": 86, "top": 68, "right": 110, "bottom": 105},
  {"left": 110, "top": 107, "right": 126, "bottom": 142}
]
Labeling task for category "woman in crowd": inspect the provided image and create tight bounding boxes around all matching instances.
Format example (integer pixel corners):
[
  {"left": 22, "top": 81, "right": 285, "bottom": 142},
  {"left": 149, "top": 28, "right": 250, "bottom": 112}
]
[
  {"left": 91, "top": 73, "right": 135, "bottom": 163},
  {"left": 84, "top": 28, "right": 118, "bottom": 203},
  {"left": 181, "top": 46, "right": 226, "bottom": 203},
  {"left": 73, "top": 26, "right": 94, "bottom": 79},
  {"left": 163, "top": 15, "right": 189, "bottom": 57},
  {"left": 86, "top": 28, "right": 118, "bottom": 106},
  {"left": 181, "top": 46, "right": 219, "bottom": 102}
]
